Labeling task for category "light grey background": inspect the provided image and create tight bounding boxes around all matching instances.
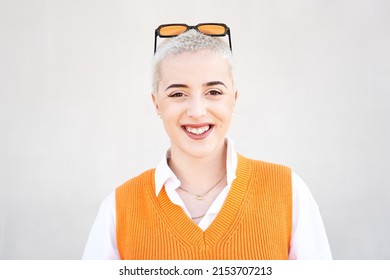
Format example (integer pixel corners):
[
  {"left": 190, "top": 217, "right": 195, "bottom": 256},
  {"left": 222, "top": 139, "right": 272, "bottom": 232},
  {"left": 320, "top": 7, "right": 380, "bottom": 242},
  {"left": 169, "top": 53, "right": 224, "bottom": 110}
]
[{"left": 0, "top": 0, "right": 389, "bottom": 259}]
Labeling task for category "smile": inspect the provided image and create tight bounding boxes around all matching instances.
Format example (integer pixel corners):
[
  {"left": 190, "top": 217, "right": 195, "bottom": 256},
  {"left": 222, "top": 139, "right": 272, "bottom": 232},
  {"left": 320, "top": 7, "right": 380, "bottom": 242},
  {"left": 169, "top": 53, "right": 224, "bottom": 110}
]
[{"left": 184, "top": 125, "right": 211, "bottom": 135}]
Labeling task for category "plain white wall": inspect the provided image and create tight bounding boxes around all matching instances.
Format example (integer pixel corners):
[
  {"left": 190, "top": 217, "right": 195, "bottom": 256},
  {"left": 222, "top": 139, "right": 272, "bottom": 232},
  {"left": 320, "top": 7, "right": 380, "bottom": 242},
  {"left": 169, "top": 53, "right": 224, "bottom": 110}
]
[{"left": 0, "top": 0, "right": 389, "bottom": 259}]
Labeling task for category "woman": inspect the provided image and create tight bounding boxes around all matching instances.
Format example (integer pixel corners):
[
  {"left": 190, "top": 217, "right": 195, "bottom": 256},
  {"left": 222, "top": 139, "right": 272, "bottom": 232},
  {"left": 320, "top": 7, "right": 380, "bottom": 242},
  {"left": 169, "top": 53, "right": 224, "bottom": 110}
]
[{"left": 82, "top": 24, "right": 332, "bottom": 260}]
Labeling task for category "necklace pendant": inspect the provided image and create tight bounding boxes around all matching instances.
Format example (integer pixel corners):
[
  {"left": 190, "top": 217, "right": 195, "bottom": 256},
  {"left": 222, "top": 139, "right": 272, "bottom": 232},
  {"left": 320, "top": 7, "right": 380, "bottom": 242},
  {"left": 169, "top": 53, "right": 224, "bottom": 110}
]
[{"left": 196, "top": 195, "right": 204, "bottom": 200}]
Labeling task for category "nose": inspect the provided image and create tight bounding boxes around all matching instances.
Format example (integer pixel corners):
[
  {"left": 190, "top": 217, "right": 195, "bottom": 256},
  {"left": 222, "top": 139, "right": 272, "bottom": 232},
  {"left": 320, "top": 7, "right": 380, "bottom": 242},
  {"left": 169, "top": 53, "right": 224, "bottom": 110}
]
[{"left": 187, "top": 96, "right": 207, "bottom": 118}]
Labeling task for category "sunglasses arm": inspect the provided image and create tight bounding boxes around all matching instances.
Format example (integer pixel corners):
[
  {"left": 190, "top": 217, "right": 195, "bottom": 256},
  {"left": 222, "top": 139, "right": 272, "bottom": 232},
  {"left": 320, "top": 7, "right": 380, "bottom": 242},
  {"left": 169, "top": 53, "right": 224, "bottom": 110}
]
[
  {"left": 154, "top": 30, "right": 158, "bottom": 53},
  {"left": 228, "top": 30, "right": 233, "bottom": 52}
]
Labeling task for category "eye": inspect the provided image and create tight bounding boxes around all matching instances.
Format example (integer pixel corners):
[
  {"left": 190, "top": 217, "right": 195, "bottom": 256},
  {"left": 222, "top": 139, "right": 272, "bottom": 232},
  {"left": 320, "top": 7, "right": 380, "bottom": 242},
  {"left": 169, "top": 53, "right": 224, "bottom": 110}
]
[
  {"left": 168, "top": 92, "right": 185, "bottom": 98},
  {"left": 207, "top": 90, "right": 223, "bottom": 96}
]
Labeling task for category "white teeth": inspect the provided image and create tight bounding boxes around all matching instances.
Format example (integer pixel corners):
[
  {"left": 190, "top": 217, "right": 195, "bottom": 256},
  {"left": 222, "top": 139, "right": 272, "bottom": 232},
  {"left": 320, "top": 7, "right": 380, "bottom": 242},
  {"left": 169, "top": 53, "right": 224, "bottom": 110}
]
[{"left": 185, "top": 125, "right": 210, "bottom": 135}]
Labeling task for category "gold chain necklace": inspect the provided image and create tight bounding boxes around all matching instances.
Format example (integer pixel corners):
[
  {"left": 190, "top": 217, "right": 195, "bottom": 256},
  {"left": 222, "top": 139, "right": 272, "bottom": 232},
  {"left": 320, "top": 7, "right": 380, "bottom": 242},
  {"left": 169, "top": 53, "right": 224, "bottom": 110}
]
[
  {"left": 178, "top": 173, "right": 226, "bottom": 200},
  {"left": 191, "top": 214, "right": 206, "bottom": 220}
]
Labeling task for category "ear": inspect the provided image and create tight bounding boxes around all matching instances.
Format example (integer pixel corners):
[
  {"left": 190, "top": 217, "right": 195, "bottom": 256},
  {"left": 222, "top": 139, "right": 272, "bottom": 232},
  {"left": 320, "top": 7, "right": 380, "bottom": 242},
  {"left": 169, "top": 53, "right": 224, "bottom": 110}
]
[
  {"left": 151, "top": 92, "right": 161, "bottom": 115},
  {"left": 234, "top": 89, "right": 238, "bottom": 104}
]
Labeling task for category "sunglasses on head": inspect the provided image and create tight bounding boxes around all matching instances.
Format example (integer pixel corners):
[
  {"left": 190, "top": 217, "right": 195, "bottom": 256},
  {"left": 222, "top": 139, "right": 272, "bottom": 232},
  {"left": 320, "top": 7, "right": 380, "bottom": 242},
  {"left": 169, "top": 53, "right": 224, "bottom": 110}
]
[{"left": 154, "top": 23, "right": 232, "bottom": 53}]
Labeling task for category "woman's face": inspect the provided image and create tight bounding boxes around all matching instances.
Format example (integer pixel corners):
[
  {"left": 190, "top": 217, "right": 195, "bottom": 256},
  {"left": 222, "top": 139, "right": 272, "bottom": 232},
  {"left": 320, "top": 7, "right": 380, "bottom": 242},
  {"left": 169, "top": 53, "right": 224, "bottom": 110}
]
[{"left": 152, "top": 50, "right": 237, "bottom": 159}]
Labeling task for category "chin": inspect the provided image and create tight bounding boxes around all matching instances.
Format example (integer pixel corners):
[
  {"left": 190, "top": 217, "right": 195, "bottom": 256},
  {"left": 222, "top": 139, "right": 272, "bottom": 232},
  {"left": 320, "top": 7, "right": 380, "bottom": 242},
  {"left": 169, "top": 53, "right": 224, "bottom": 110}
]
[{"left": 178, "top": 138, "right": 225, "bottom": 159}]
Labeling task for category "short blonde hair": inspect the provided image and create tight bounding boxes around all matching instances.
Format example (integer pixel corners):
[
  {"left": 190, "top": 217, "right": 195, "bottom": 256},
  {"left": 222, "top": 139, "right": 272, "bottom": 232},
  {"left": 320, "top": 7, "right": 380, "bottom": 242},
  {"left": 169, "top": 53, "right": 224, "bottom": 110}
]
[{"left": 152, "top": 29, "right": 234, "bottom": 92}]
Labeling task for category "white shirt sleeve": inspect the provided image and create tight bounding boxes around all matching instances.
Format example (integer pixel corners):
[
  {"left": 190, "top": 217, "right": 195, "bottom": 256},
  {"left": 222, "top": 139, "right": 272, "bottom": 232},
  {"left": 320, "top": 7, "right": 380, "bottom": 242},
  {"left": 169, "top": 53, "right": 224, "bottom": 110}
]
[
  {"left": 81, "top": 192, "right": 119, "bottom": 260},
  {"left": 288, "top": 172, "right": 333, "bottom": 260}
]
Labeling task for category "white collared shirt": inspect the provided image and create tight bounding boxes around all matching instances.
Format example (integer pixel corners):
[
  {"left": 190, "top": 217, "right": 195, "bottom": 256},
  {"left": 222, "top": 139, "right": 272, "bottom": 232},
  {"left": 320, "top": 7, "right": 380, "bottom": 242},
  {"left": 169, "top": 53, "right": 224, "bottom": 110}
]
[{"left": 82, "top": 139, "right": 332, "bottom": 260}]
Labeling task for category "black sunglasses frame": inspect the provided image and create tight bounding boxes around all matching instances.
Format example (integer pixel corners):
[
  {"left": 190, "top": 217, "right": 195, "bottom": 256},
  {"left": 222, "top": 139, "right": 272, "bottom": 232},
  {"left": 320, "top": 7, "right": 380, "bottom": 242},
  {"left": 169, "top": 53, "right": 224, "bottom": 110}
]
[{"left": 154, "top": 23, "right": 232, "bottom": 53}]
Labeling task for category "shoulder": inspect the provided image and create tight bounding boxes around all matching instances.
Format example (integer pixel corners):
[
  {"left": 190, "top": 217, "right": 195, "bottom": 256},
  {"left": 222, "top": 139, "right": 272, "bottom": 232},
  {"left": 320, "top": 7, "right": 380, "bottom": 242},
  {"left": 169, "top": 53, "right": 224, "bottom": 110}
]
[
  {"left": 116, "top": 168, "right": 155, "bottom": 193},
  {"left": 236, "top": 154, "right": 292, "bottom": 199},
  {"left": 238, "top": 153, "right": 291, "bottom": 175},
  {"left": 115, "top": 168, "right": 156, "bottom": 211}
]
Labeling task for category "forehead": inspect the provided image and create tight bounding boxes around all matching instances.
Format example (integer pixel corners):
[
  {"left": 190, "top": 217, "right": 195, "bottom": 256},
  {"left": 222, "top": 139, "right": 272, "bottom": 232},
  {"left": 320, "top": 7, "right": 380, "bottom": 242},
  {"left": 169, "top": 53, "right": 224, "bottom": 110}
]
[{"left": 159, "top": 50, "right": 231, "bottom": 83}]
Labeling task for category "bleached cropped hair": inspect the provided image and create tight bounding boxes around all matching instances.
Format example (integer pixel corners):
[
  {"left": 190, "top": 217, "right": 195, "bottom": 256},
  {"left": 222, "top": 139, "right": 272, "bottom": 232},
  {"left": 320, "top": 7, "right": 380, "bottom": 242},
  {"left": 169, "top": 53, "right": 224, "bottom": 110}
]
[{"left": 152, "top": 29, "right": 234, "bottom": 92}]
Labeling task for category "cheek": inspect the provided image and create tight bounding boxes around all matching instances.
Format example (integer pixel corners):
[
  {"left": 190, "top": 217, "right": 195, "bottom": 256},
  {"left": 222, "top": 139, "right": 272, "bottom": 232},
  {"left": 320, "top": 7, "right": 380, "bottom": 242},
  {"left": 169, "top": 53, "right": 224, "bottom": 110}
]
[
  {"left": 160, "top": 103, "right": 181, "bottom": 116},
  {"left": 218, "top": 99, "right": 235, "bottom": 115},
  {"left": 159, "top": 103, "right": 185, "bottom": 128},
  {"left": 214, "top": 104, "right": 234, "bottom": 126}
]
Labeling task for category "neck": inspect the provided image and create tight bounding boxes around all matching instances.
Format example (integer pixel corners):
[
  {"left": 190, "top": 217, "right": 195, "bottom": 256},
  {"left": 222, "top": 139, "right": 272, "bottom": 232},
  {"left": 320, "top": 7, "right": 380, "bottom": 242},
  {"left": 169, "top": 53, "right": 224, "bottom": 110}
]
[{"left": 168, "top": 141, "right": 227, "bottom": 193}]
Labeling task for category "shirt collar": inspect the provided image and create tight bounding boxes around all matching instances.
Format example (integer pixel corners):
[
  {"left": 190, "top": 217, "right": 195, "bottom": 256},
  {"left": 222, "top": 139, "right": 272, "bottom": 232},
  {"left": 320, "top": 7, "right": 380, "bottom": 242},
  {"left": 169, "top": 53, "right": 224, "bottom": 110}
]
[{"left": 154, "top": 138, "right": 237, "bottom": 196}]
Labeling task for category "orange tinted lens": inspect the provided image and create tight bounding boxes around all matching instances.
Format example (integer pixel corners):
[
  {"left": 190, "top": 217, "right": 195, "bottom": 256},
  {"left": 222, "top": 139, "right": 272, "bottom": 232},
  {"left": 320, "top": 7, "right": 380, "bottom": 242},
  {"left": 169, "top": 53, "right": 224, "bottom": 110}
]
[
  {"left": 197, "top": 24, "right": 226, "bottom": 35},
  {"left": 159, "top": 25, "right": 188, "bottom": 36}
]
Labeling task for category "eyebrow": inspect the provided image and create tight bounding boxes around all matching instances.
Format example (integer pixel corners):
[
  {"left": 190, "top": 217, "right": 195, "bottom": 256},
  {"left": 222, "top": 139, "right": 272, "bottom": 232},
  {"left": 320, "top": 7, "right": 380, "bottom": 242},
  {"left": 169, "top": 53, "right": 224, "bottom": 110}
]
[
  {"left": 165, "top": 81, "right": 227, "bottom": 91},
  {"left": 204, "top": 81, "right": 227, "bottom": 88},
  {"left": 165, "top": 84, "right": 189, "bottom": 91}
]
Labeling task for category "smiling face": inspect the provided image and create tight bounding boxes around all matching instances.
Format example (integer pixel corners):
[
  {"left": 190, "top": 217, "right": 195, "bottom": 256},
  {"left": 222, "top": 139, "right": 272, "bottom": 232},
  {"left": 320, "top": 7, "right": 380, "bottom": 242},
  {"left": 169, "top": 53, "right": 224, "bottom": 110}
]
[{"left": 152, "top": 50, "right": 237, "bottom": 160}]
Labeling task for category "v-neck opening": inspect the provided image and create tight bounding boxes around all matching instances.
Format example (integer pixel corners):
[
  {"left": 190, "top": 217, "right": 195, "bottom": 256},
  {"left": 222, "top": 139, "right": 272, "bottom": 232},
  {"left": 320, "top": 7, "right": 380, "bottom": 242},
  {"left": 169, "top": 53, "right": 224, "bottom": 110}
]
[{"left": 151, "top": 154, "right": 252, "bottom": 250}]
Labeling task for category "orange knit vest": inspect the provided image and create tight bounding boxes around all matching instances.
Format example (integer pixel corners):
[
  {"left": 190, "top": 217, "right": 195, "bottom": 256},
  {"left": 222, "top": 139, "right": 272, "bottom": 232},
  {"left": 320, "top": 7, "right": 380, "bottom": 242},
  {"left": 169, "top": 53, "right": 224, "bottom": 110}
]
[{"left": 116, "top": 154, "right": 292, "bottom": 260}]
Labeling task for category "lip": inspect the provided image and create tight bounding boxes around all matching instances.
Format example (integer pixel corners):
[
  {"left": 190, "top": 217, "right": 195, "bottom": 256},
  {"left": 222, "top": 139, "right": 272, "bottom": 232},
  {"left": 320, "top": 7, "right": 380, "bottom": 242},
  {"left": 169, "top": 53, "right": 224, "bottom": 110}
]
[{"left": 181, "top": 123, "right": 214, "bottom": 140}]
